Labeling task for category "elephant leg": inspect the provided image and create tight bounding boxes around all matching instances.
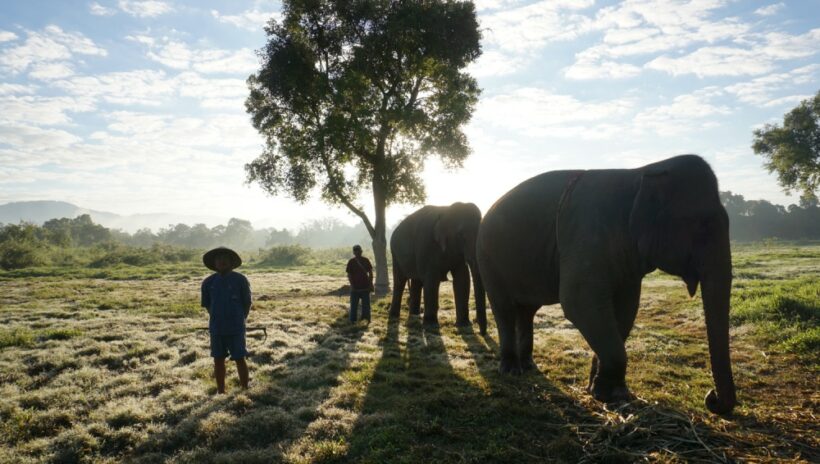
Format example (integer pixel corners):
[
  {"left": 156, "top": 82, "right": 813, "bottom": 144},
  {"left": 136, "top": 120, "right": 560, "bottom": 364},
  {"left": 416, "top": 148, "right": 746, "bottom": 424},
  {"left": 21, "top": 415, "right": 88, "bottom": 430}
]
[
  {"left": 516, "top": 305, "right": 539, "bottom": 371},
  {"left": 490, "top": 296, "right": 520, "bottom": 374},
  {"left": 421, "top": 278, "right": 440, "bottom": 327},
  {"left": 614, "top": 281, "right": 642, "bottom": 341},
  {"left": 452, "top": 263, "right": 470, "bottom": 327},
  {"left": 408, "top": 279, "right": 422, "bottom": 315},
  {"left": 586, "top": 284, "right": 640, "bottom": 393},
  {"left": 389, "top": 265, "right": 407, "bottom": 318},
  {"left": 587, "top": 355, "right": 599, "bottom": 393},
  {"left": 562, "top": 285, "right": 630, "bottom": 403}
]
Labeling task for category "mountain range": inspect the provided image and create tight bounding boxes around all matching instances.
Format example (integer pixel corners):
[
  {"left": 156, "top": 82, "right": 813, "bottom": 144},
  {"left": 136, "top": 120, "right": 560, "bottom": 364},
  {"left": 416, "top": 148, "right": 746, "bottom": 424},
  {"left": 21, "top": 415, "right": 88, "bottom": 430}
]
[{"left": 0, "top": 201, "right": 229, "bottom": 233}]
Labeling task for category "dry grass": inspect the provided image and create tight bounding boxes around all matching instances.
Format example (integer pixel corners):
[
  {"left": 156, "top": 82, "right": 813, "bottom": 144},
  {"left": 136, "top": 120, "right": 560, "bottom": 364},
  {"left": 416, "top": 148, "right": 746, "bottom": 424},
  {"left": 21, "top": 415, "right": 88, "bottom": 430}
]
[{"left": 0, "top": 245, "right": 817, "bottom": 463}]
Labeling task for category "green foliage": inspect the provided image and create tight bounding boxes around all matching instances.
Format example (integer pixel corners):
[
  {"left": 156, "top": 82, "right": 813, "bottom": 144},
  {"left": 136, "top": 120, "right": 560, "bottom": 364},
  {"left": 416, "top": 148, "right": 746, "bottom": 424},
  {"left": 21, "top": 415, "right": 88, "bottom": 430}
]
[
  {"left": 89, "top": 243, "right": 199, "bottom": 268},
  {"left": 246, "top": 1, "right": 483, "bottom": 291},
  {"left": 0, "top": 239, "right": 46, "bottom": 270},
  {"left": 752, "top": 90, "right": 820, "bottom": 202},
  {"left": 257, "top": 245, "right": 311, "bottom": 267},
  {"left": 720, "top": 190, "right": 820, "bottom": 240}
]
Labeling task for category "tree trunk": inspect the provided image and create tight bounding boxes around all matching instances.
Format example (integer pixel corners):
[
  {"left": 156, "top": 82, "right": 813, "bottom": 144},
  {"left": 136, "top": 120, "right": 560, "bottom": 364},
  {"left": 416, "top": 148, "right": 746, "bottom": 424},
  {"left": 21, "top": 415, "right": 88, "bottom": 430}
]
[{"left": 371, "top": 178, "right": 390, "bottom": 297}]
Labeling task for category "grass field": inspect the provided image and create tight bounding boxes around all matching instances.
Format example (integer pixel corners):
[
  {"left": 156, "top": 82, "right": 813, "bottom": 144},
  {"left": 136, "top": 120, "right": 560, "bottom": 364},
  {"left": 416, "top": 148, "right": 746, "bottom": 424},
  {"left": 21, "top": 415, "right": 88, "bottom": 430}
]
[{"left": 0, "top": 244, "right": 817, "bottom": 463}]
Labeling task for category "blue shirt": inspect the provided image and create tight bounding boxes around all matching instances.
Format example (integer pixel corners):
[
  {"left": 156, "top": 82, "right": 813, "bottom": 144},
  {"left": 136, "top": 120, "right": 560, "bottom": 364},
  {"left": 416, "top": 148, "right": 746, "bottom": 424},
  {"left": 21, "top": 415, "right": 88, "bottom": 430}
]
[{"left": 201, "top": 271, "right": 252, "bottom": 336}]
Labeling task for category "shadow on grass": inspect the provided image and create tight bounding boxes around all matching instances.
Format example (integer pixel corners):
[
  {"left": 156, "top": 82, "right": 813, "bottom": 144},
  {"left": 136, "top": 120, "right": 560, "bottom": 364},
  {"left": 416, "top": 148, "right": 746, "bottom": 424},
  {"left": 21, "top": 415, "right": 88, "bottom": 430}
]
[
  {"left": 456, "top": 322, "right": 816, "bottom": 462},
  {"left": 342, "top": 316, "right": 597, "bottom": 463},
  {"left": 127, "top": 314, "right": 367, "bottom": 463}
]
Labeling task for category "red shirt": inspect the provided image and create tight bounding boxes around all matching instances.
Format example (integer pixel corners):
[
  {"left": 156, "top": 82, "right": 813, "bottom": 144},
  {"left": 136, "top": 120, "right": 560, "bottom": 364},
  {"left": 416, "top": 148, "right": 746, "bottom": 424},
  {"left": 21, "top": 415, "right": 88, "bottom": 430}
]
[{"left": 346, "top": 257, "right": 373, "bottom": 290}]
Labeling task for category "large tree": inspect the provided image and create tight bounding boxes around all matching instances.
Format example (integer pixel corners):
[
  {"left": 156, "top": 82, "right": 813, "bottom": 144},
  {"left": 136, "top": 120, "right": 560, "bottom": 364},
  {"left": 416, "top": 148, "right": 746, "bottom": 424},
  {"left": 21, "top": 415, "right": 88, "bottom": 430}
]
[
  {"left": 753, "top": 90, "right": 820, "bottom": 204},
  {"left": 245, "top": 0, "right": 481, "bottom": 295}
]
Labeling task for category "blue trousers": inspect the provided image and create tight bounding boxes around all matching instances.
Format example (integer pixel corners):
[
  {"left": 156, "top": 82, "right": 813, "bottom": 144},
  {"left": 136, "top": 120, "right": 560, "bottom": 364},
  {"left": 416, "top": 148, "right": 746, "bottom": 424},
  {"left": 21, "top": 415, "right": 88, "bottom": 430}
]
[{"left": 349, "top": 289, "right": 371, "bottom": 322}]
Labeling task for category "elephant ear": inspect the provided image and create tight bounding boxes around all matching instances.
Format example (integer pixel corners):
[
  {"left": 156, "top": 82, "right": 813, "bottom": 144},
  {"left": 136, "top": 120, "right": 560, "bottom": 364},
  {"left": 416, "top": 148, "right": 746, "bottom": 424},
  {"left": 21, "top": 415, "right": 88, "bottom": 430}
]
[
  {"left": 433, "top": 215, "right": 447, "bottom": 252},
  {"left": 629, "top": 170, "right": 669, "bottom": 267}
]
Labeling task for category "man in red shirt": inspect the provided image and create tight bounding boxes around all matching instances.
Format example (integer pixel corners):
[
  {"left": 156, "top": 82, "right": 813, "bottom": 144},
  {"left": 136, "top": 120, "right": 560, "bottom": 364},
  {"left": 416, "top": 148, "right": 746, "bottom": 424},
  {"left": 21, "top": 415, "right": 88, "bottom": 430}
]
[{"left": 345, "top": 244, "right": 373, "bottom": 323}]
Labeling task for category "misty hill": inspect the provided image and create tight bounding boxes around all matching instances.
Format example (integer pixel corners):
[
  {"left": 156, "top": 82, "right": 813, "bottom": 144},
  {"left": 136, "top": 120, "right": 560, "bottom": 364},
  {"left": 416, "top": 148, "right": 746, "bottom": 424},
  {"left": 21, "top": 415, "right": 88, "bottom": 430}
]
[{"left": 0, "top": 201, "right": 227, "bottom": 233}]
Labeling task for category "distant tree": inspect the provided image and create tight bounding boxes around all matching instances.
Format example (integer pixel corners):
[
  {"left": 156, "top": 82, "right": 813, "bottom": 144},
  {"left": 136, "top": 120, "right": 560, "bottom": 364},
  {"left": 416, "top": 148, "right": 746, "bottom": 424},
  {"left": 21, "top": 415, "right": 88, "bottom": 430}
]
[
  {"left": 69, "top": 215, "right": 111, "bottom": 246},
  {"left": 41, "top": 218, "right": 72, "bottom": 246},
  {"left": 188, "top": 223, "right": 216, "bottom": 248},
  {"left": 246, "top": 0, "right": 482, "bottom": 294},
  {"left": 131, "top": 228, "right": 158, "bottom": 247},
  {"left": 222, "top": 218, "right": 254, "bottom": 249},
  {"left": 753, "top": 90, "right": 820, "bottom": 203},
  {"left": 266, "top": 227, "right": 294, "bottom": 246}
]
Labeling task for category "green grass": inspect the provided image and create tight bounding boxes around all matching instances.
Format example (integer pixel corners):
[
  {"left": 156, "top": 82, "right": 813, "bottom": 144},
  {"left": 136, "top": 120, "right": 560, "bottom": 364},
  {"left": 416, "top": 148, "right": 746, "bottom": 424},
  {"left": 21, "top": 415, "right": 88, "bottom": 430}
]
[
  {"left": 0, "top": 243, "right": 817, "bottom": 462},
  {"left": 732, "top": 276, "right": 819, "bottom": 359}
]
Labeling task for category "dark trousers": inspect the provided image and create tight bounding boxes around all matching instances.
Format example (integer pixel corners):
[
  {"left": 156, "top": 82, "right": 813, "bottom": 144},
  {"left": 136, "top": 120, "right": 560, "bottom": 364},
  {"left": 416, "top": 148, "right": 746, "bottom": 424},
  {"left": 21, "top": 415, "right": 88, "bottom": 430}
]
[{"left": 349, "top": 289, "right": 371, "bottom": 322}]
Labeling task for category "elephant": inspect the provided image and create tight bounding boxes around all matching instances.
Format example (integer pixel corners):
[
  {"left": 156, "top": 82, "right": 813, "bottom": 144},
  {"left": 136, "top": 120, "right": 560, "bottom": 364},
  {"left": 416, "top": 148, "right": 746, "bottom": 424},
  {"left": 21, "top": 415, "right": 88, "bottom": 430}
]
[
  {"left": 389, "top": 202, "right": 488, "bottom": 334},
  {"left": 476, "top": 155, "right": 736, "bottom": 414}
]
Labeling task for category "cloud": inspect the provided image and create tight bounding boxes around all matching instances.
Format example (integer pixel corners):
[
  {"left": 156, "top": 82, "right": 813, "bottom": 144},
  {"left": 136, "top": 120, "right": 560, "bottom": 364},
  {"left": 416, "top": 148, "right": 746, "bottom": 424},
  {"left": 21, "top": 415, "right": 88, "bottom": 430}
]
[
  {"left": 480, "top": 0, "right": 594, "bottom": 53},
  {"left": 646, "top": 46, "right": 773, "bottom": 77},
  {"left": 52, "top": 68, "right": 248, "bottom": 111},
  {"left": 563, "top": 47, "right": 641, "bottom": 79},
  {"left": 0, "top": 83, "right": 36, "bottom": 95},
  {"left": 725, "top": 64, "right": 819, "bottom": 107},
  {"left": 646, "top": 28, "right": 820, "bottom": 77},
  {"left": 117, "top": 0, "right": 173, "bottom": 18},
  {"left": 564, "top": 0, "right": 750, "bottom": 79},
  {"left": 0, "top": 124, "right": 82, "bottom": 150},
  {"left": 0, "top": 25, "right": 106, "bottom": 74},
  {"left": 53, "top": 69, "right": 177, "bottom": 106},
  {"left": 89, "top": 2, "right": 116, "bottom": 16},
  {"left": 476, "top": 88, "right": 633, "bottom": 138},
  {"left": 211, "top": 9, "right": 280, "bottom": 31},
  {"left": 633, "top": 87, "right": 731, "bottom": 135},
  {"left": 466, "top": 50, "right": 528, "bottom": 77},
  {"left": 0, "top": 30, "right": 18, "bottom": 42},
  {"left": 129, "top": 36, "right": 259, "bottom": 74},
  {"left": 754, "top": 2, "right": 785, "bottom": 16},
  {"left": 29, "top": 62, "right": 74, "bottom": 80},
  {"left": 0, "top": 95, "right": 96, "bottom": 126}
]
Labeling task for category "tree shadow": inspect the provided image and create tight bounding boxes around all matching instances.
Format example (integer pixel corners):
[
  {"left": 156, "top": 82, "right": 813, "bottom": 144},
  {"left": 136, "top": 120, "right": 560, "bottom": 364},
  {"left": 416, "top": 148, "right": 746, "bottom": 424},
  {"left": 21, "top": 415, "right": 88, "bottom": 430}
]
[{"left": 127, "top": 314, "right": 367, "bottom": 462}]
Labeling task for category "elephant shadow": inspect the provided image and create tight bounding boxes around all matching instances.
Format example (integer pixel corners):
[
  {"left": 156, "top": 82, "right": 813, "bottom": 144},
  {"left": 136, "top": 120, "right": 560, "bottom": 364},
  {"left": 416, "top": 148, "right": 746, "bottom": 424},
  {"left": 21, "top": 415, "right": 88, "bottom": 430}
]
[
  {"left": 456, "top": 325, "right": 797, "bottom": 462},
  {"left": 127, "top": 314, "right": 367, "bottom": 462},
  {"left": 343, "top": 316, "right": 600, "bottom": 462}
]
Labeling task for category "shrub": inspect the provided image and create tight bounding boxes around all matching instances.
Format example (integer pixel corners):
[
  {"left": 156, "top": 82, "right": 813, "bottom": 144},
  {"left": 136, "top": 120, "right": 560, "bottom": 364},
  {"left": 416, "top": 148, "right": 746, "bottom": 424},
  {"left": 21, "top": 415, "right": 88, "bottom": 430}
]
[
  {"left": 257, "top": 245, "right": 311, "bottom": 267},
  {"left": 0, "top": 240, "right": 46, "bottom": 270}
]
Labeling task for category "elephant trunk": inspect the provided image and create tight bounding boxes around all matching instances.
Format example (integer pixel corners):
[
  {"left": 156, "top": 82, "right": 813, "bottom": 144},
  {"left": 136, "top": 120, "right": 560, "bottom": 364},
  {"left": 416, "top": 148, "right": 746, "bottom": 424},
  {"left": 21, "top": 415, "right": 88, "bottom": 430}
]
[
  {"left": 467, "top": 256, "right": 487, "bottom": 335},
  {"left": 700, "top": 240, "right": 736, "bottom": 415}
]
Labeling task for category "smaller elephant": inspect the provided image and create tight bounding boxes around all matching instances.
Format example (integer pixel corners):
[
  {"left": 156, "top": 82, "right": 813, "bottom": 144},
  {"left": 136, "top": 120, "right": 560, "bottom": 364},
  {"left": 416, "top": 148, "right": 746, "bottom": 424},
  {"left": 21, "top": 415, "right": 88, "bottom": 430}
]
[{"left": 389, "top": 202, "right": 487, "bottom": 334}]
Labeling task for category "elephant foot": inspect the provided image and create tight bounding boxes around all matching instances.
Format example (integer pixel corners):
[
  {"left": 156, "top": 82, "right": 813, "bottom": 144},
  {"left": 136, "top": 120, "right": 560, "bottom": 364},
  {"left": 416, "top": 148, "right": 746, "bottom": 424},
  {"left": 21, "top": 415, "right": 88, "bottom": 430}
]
[
  {"left": 422, "top": 318, "right": 440, "bottom": 330},
  {"left": 519, "top": 356, "right": 536, "bottom": 372},
  {"left": 705, "top": 389, "right": 736, "bottom": 415},
  {"left": 590, "top": 382, "right": 635, "bottom": 404},
  {"left": 499, "top": 357, "right": 523, "bottom": 375}
]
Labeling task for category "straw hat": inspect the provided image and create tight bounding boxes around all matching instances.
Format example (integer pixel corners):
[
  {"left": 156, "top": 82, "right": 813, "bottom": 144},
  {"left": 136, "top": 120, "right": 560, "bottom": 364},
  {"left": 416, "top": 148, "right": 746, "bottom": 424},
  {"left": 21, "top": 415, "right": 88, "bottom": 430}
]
[{"left": 203, "top": 247, "right": 242, "bottom": 271}]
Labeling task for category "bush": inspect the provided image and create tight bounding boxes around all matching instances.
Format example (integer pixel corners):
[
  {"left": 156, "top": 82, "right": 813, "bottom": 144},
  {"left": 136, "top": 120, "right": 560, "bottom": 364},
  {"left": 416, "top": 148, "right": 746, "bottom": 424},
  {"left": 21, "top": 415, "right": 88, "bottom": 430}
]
[
  {"left": 89, "top": 244, "right": 199, "bottom": 268},
  {"left": 257, "top": 245, "right": 311, "bottom": 267},
  {"left": 0, "top": 240, "right": 46, "bottom": 270}
]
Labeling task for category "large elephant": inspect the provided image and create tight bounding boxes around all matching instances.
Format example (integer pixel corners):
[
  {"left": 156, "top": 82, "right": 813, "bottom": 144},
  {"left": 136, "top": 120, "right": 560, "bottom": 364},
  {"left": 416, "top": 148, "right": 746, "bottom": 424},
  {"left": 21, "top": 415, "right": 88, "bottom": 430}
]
[
  {"left": 477, "top": 155, "right": 736, "bottom": 414},
  {"left": 389, "top": 202, "right": 488, "bottom": 334}
]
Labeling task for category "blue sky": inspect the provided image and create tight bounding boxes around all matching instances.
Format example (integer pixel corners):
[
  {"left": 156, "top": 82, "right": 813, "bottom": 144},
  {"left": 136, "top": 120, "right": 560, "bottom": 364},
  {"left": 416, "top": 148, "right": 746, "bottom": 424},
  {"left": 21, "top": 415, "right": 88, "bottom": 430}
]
[{"left": 0, "top": 0, "right": 818, "bottom": 230}]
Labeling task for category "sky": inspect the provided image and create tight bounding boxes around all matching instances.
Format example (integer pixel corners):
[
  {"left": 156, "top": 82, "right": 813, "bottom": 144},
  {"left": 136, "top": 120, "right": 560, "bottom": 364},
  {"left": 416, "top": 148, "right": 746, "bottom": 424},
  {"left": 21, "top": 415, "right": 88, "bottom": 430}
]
[{"left": 0, "top": 0, "right": 818, "bottom": 231}]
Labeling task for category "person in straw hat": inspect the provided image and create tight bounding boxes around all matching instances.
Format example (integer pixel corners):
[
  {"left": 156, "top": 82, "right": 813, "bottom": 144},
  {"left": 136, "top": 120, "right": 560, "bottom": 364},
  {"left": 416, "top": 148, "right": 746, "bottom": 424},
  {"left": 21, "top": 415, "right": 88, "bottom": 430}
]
[{"left": 201, "top": 247, "right": 252, "bottom": 393}]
